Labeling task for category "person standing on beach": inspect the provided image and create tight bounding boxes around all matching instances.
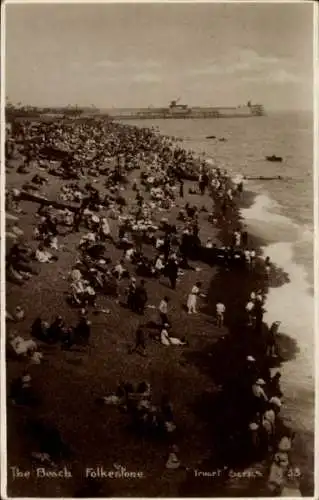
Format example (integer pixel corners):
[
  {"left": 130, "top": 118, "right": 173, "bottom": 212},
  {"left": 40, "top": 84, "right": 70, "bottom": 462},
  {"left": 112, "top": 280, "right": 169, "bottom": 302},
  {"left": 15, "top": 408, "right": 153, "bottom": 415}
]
[
  {"left": 130, "top": 327, "right": 146, "bottom": 356},
  {"left": 216, "top": 301, "right": 226, "bottom": 328},
  {"left": 166, "top": 255, "right": 179, "bottom": 290},
  {"left": 154, "top": 254, "right": 165, "bottom": 277},
  {"left": 127, "top": 277, "right": 137, "bottom": 311},
  {"left": 199, "top": 175, "right": 206, "bottom": 195},
  {"left": 179, "top": 180, "right": 184, "bottom": 198},
  {"left": 135, "top": 279, "right": 148, "bottom": 315},
  {"left": 266, "top": 321, "right": 281, "bottom": 357},
  {"left": 249, "top": 249, "right": 256, "bottom": 270},
  {"left": 163, "top": 233, "right": 171, "bottom": 262},
  {"left": 159, "top": 296, "right": 170, "bottom": 326},
  {"left": 252, "top": 378, "right": 268, "bottom": 413},
  {"left": 233, "top": 230, "right": 241, "bottom": 247},
  {"left": 136, "top": 190, "right": 144, "bottom": 208},
  {"left": 254, "top": 300, "right": 264, "bottom": 334},
  {"left": 73, "top": 195, "right": 89, "bottom": 232},
  {"left": 242, "top": 230, "right": 248, "bottom": 248},
  {"left": 265, "top": 256, "right": 271, "bottom": 278},
  {"left": 187, "top": 282, "right": 201, "bottom": 314},
  {"left": 245, "top": 299, "right": 255, "bottom": 327}
]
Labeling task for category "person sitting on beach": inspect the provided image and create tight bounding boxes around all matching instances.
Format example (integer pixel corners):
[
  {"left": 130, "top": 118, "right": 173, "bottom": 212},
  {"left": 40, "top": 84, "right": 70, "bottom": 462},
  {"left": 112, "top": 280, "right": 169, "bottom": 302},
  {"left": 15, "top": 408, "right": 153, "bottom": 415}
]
[
  {"left": 160, "top": 324, "right": 188, "bottom": 347},
  {"left": 31, "top": 317, "right": 48, "bottom": 341},
  {"left": 63, "top": 209, "right": 74, "bottom": 227},
  {"left": 155, "top": 236, "right": 165, "bottom": 250},
  {"left": 79, "top": 232, "right": 96, "bottom": 249},
  {"left": 70, "top": 272, "right": 96, "bottom": 307},
  {"left": 136, "top": 381, "right": 152, "bottom": 400},
  {"left": 35, "top": 243, "right": 57, "bottom": 263},
  {"left": 46, "top": 315, "right": 65, "bottom": 343},
  {"left": 187, "top": 282, "right": 201, "bottom": 314},
  {"left": 154, "top": 254, "right": 165, "bottom": 277},
  {"left": 9, "top": 333, "right": 38, "bottom": 358},
  {"left": 73, "top": 316, "right": 92, "bottom": 345},
  {"left": 136, "top": 255, "right": 155, "bottom": 278},
  {"left": 169, "top": 335, "right": 188, "bottom": 346},
  {"left": 87, "top": 267, "right": 104, "bottom": 290},
  {"left": 124, "top": 247, "right": 135, "bottom": 262},
  {"left": 99, "top": 217, "right": 112, "bottom": 242},
  {"left": 45, "top": 214, "right": 59, "bottom": 237},
  {"left": 9, "top": 373, "right": 35, "bottom": 406},
  {"left": 206, "top": 238, "right": 213, "bottom": 249},
  {"left": 46, "top": 234, "right": 59, "bottom": 251},
  {"left": 113, "top": 260, "right": 127, "bottom": 280},
  {"left": 70, "top": 274, "right": 85, "bottom": 304}
]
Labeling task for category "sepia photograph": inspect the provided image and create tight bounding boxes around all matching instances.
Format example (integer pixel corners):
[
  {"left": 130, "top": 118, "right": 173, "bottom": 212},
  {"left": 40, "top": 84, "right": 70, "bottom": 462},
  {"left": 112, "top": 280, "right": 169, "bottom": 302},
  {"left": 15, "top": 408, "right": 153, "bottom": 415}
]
[{"left": 2, "top": 1, "right": 316, "bottom": 498}]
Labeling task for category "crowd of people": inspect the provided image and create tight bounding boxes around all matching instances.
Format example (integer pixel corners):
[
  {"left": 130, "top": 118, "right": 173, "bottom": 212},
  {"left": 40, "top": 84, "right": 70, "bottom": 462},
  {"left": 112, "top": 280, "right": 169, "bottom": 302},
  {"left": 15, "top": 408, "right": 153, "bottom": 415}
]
[{"left": 6, "top": 115, "right": 295, "bottom": 494}]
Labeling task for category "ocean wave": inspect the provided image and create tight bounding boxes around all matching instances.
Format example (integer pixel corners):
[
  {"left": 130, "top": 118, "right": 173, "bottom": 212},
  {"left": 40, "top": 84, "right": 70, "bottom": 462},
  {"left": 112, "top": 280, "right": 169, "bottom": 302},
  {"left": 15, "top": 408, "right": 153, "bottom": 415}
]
[
  {"left": 241, "top": 193, "right": 314, "bottom": 349},
  {"left": 241, "top": 193, "right": 295, "bottom": 227},
  {"left": 241, "top": 192, "right": 314, "bottom": 430},
  {"left": 241, "top": 193, "right": 313, "bottom": 246},
  {"left": 261, "top": 241, "right": 314, "bottom": 346},
  {"left": 260, "top": 241, "right": 314, "bottom": 430}
]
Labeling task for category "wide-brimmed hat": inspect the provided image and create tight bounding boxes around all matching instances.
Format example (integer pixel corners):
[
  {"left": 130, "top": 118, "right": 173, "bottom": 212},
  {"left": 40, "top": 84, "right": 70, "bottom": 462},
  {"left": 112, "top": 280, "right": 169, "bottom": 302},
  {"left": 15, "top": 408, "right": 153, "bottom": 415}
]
[
  {"left": 249, "top": 422, "right": 259, "bottom": 431},
  {"left": 269, "top": 396, "right": 282, "bottom": 407},
  {"left": 246, "top": 355, "right": 256, "bottom": 362},
  {"left": 256, "top": 378, "right": 266, "bottom": 385}
]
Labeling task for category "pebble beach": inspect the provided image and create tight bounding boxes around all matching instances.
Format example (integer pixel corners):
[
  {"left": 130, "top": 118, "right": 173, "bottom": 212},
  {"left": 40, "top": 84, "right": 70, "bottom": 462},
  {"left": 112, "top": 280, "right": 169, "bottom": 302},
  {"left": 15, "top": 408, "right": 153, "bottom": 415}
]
[{"left": 4, "top": 113, "right": 314, "bottom": 497}]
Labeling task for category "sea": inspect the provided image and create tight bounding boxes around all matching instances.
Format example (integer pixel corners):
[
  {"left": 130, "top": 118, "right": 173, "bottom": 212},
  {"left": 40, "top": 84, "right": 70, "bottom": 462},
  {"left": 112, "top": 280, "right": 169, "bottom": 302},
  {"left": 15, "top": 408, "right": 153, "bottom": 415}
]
[{"left": 124, "top": 112, "right": 315, "bottom": 482}]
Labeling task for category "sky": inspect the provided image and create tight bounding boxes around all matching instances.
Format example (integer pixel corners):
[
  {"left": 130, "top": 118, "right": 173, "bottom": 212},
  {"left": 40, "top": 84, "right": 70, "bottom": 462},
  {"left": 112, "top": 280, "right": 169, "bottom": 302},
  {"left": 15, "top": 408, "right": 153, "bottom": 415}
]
[{"left": 5, "top": 2, "right": 314, "bottom": 111}]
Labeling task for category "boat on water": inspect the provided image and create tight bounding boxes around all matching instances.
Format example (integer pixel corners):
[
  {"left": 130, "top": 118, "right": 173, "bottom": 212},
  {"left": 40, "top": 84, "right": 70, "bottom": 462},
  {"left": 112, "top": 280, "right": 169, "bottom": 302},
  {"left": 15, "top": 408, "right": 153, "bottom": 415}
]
[
  {"left": 265, "top": 155, "right": 283, "bottom": 163},
  {"left": 108, "top": 99, "right": 265, "bottom": 120}
]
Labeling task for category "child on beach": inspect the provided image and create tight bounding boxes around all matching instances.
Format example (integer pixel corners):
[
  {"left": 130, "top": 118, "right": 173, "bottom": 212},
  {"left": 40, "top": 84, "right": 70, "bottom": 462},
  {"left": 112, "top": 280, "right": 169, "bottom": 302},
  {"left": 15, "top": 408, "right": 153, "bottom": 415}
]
[
  {"left": 216, "top": 301, "right": 226, "bottom": 327},
  {"left": 187, "top": 282, "right": 201, "bottom": 314}
]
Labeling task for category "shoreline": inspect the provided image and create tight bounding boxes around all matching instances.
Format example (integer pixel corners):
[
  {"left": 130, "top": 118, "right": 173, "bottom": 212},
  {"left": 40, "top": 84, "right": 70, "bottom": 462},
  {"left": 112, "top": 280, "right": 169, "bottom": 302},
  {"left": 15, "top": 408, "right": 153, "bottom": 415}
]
[
  {"left": 131, "top": 119, "right": 315, "bottom": 495},
  {"left": 5, "top": 116, "right": 314, "bottom": 497},
  {"left": 203, "top": 187, "right": 313, "bottom": 496},
  {"left": 136, "top": 119, "right": 315, "bottom": 489}
]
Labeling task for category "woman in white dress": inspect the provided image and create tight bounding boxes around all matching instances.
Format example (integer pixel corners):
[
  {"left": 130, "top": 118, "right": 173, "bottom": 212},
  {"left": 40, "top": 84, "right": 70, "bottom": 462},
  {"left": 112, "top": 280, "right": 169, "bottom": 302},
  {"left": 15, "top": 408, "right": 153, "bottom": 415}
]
[
  {"left": 160, "top": 325, "right": 188, "bottom": 347},
  {"left": 100, "top": 217, "right": 111, "bottom": 241},
  {"left": 187, "top": 281, "right": 201, "bottom": 314},
  {"left": 160, "top": 326, "right": 171, "bottom": 346}
]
